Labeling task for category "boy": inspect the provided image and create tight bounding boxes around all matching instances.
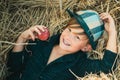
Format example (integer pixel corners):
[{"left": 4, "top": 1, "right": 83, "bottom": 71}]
[{"left": 6, "top": 9, "right": 117, "bottom": 80}]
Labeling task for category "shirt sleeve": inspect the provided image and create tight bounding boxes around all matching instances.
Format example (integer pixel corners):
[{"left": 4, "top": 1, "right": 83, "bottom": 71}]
[
  {"left": 87, "top": 50, "right": 117, "bottom": 72},
  {"left": 6, "top": 39, "right": 46, "bottom": 73},
  {"left": 6, "top": 40, "right": 36, "bottom": 72},
  {"left": 71, "top": 49, "right": 117, "bottom": 77},
  {"left": 6, "top": 48, "right": 30, "bottom": 72}
]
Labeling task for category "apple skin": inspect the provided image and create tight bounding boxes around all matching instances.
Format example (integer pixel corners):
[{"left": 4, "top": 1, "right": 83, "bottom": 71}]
[{"left": 37, "top": 28, "right": 50, "bottom": 41}]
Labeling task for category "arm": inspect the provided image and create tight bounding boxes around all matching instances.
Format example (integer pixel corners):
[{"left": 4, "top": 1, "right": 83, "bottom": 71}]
[
  {"left": 100, "top": 13, "right": 117, "bottom": 53},
  {"left": 13, "top": 25, "right": 46, "bottom": 52},
  {"left": 7, "top": 49, "right": 29, "bottom": 72},
  {"left": 85, "top": 50, "right": 117, "bottom": 73},
  {"left": 71, "top": 50, "right": 117, "bottom": 77},
  {"left": 7, "top": 25, "right": 46, "bottom": 72},
  {"left": 84, "top": 13, "right": 118, "bottom": 74}
]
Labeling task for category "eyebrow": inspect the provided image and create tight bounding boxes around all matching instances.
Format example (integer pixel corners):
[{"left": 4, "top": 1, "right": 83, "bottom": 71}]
[
  {"left": 67, "top": 27, "right": 88, "bottom": 39},
  {"left": 68, "top": 26, "right": 86, "bottom": 35},
  {"left": 68, "top": 25, "right": 81, "bottom": 28},
  {"left": 73, "top": 31, "right": 85, "bottom": 35}
]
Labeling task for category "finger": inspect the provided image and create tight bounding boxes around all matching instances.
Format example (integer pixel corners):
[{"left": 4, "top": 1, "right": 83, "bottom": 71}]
[
  {"left": 34, "top": 27, "right": 41, "bottom": 35},
  {"left": 29, "top": 30, "right": 35, "bottom": 41},
  {"left": 101, "top": 16, "right": 109, "bottom": 20},
  {"left": 100, "top": 13, "right": 109, "bottom": 16},
  {"left": 29, "top": 27, "right": 36, "bottom": 32},
  {"left": 100, "top": 13, "right": 109, "bottom": 19},
  {"left": 36, "top": 25, "right": 47, "bottom": 32},
  {"left": 35, "top": 35, "right": 38, "bottom": 39},
  {"left": 100, "top": 14, "right": 109, "bottom": 21},
  {"left": 29, "top": 26, "right": 41, "bottom": 35}
]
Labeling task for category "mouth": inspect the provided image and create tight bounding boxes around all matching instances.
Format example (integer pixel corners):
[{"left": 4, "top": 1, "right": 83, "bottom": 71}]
[{"left": 63, "top": 38, "right": 71, "bottom": 46}]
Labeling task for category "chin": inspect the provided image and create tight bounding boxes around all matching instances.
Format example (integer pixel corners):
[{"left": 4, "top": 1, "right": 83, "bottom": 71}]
[{"left": 59, "top": 42, "right": 67, "bottom": 50}]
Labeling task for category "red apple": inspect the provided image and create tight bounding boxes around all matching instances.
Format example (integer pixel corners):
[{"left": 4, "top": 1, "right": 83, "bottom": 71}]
[{"left": 37, "top": 28, "right": 50, "bottom": 41}]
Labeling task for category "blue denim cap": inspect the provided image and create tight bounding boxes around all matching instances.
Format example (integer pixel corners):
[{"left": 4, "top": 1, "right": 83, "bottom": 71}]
[{"left": 67, "top": 9, "right": 104, "bottom": 50}]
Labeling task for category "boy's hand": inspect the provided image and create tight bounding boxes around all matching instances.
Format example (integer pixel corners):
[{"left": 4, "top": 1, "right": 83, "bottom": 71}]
[
  {"left": 19, "top": 25, "right": 47, "bottom": 42},
  {"left": 100, "top": 13, "right": 116, "bottom": 35}
]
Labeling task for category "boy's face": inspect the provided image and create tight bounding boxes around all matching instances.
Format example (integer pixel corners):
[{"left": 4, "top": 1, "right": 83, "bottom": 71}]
[{"left": 59, "top": 24, "right": 90, "bottom": 53}]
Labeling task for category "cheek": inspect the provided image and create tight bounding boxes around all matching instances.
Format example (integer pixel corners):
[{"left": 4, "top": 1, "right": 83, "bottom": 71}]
[
  {"left": 60, "top": 33, "right": 64, "bottom": 42},
  {"left": 61, "top": 30, "right": 67, "bottom": 36},
  {"left": 71, "top": 43, "right": 82, "bottom": 51},
  {"left": 72, "top": 41, "right": 88, "bottom": 50}
]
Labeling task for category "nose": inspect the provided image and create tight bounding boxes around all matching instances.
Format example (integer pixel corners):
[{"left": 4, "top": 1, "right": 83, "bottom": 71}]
[{"left": 67, "top": 32, "right": 74, "bottom": 41}]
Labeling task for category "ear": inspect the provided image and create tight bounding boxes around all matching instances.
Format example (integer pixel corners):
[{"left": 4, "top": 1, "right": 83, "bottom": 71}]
[{"left": 81, "top": 44, "right": 92, "bottom": 52}]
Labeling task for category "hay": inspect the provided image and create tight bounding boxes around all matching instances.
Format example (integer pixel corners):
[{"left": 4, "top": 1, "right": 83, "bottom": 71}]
[{"left": 0, "top": 0, "right": 120, "bottom": 80}]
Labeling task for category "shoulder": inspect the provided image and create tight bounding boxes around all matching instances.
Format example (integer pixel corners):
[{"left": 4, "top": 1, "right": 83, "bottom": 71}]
[
  {"left": 49, "top": 34, "right": 61, "bottom": 42},
  {"left": 26, "top": 39, "right": 48, "bottom": 52}
]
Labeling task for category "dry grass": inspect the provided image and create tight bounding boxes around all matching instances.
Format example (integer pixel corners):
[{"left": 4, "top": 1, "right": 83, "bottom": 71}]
[{"left": 0, "top": 0, "right": 120, "bottom": 80}]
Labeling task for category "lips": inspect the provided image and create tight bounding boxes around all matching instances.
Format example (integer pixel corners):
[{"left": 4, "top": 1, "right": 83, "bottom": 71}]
[{"left": 63, "top": 38, "right": 71, "bottom": 46}]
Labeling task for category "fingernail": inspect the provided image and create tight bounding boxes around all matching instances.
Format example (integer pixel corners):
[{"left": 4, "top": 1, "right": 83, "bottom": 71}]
[
  {"left": 38, "top": 32, "right": 41, "bottom": 35},
  {"left": 43, "top": 30, "right": 45, "bottom": 31}
]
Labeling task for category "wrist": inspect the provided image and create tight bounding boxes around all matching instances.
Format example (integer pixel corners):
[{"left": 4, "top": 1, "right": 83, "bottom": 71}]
[
  {"left": 17, "top": 36, "right": 27, "bottom": 43},
  {"left": 12, "top": 36, "right": 26, "bottom": 52},
  {"left": 108, "top": 30, "right": 117, "bottom": 37}
]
